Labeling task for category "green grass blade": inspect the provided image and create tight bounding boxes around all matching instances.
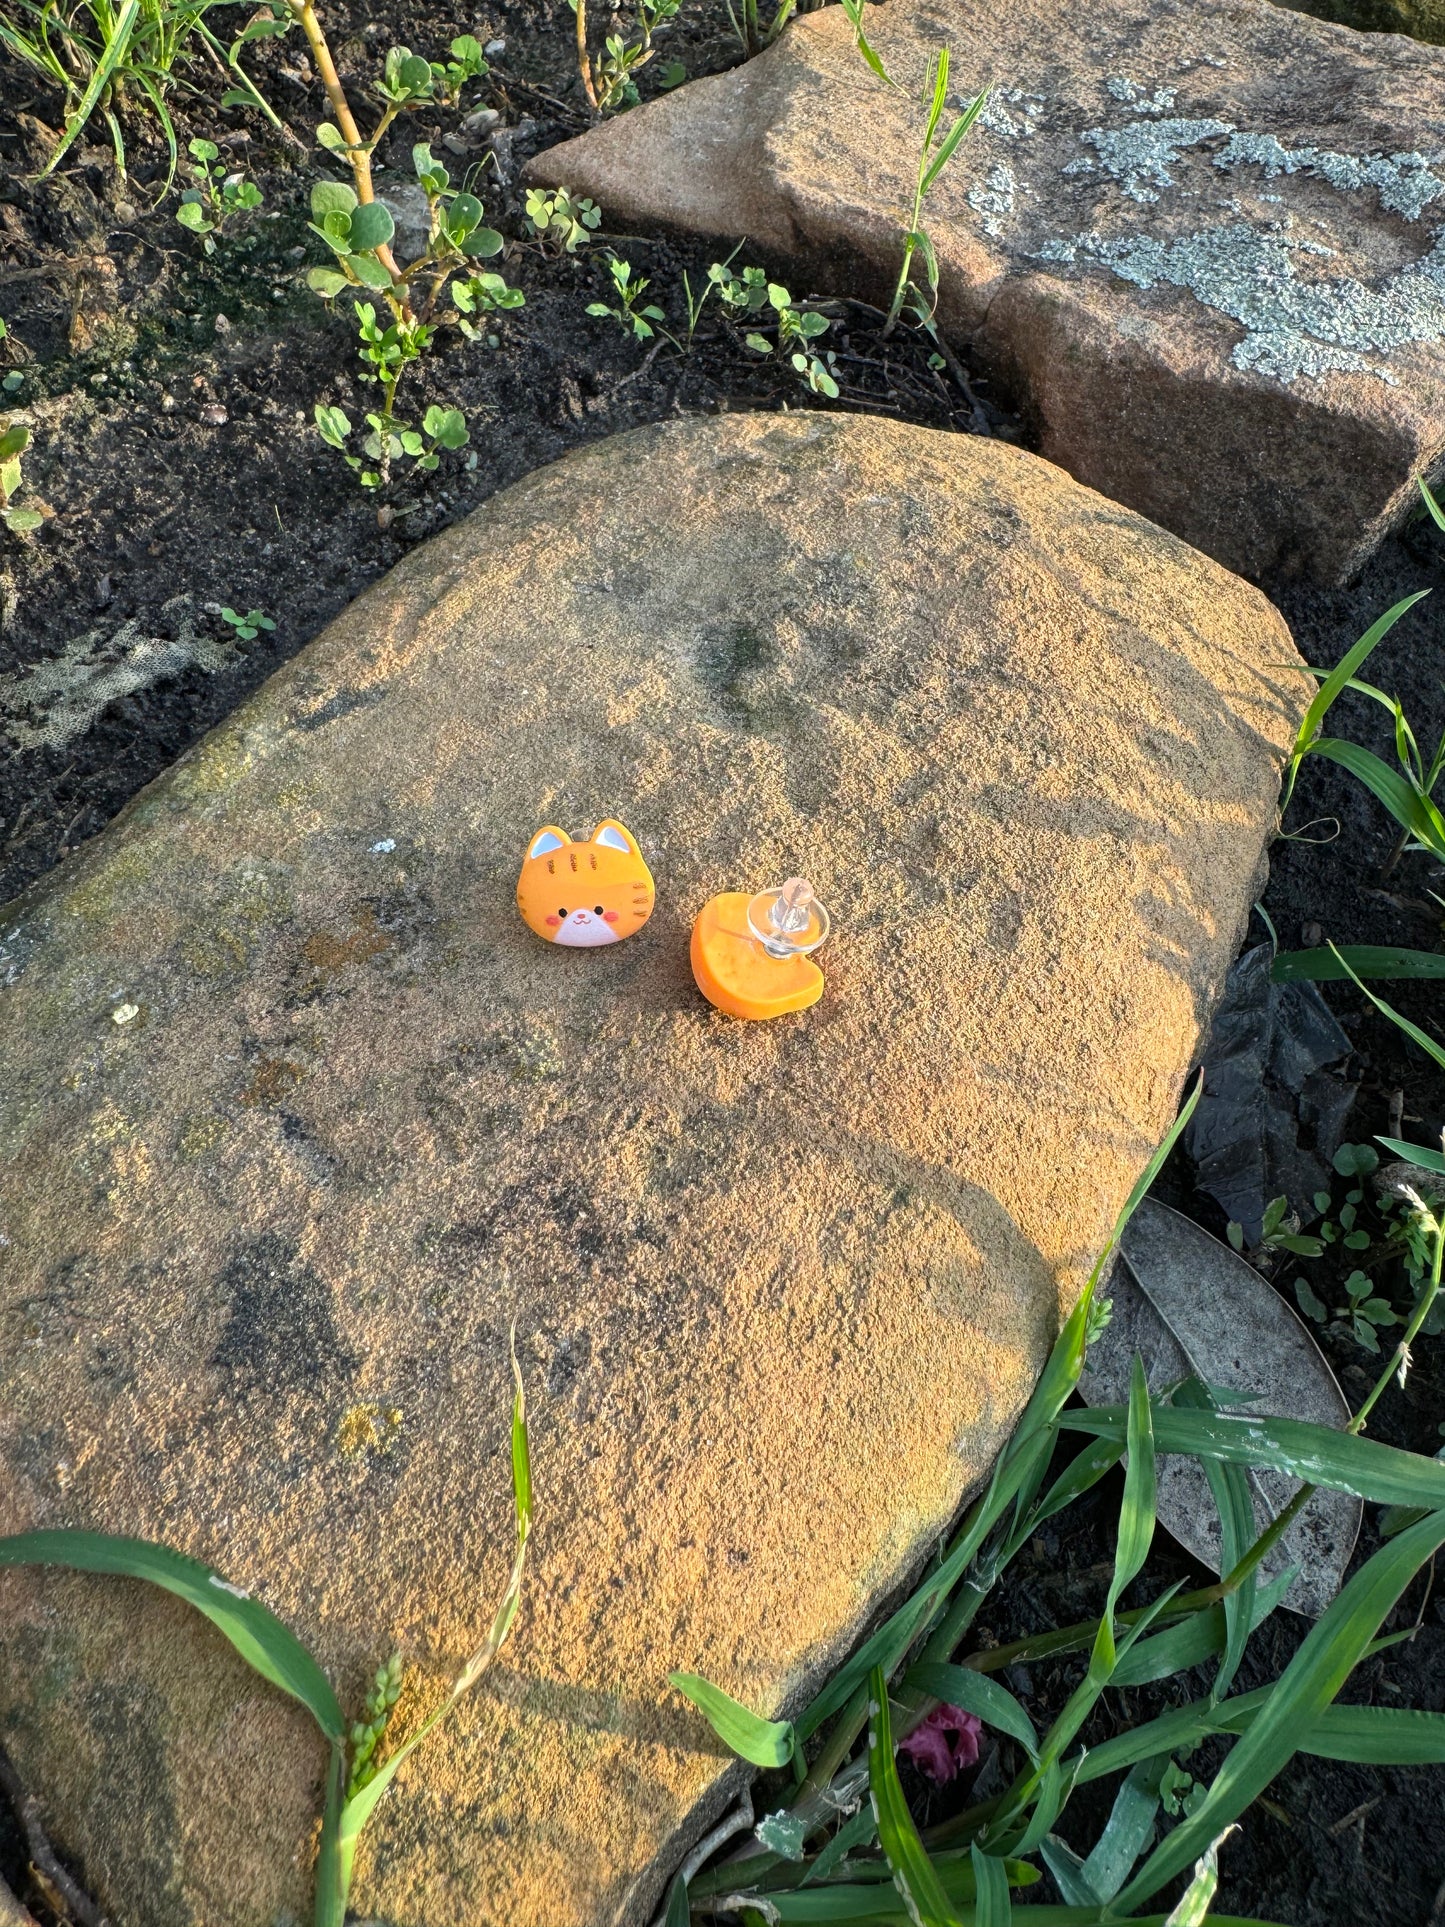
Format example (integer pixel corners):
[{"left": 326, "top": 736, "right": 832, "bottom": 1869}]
[
  {"left": 1277, "top": 1701, "right": 1445, "bottom": 1764},
  {"left": 0, "top": 1528, "right": 344, "bottom": 1740},
  {"left": 870, "top": 1667, "right": 965, "bottom": 1926},
  {"left": 1114, "top": 1510, "right": 1445, "bottom": 1912},
  {"left": 924, "top": 47, "right": 950, "bottom": 150},
  {"left": 1375, "top": 1135, "right": 1445, "bottom": 1173},
  {"left": 1174, "top": 1381, "right": 1255, "bottom": 1699},
  {"left": 670, "top": 1671, "right": 795, "bottom": 1767},
  {"left": 972, "top": 1843, "right": 1013, "bottom": 1925},
  {"left": 39, "top": 0, "right": 140, "bottom": 176},
  {"left": 904, "top": 1662, "right": 1039, "bottom": 1762},
  {"left": 1091, "top": 1359, "right": 1156, "bottom": 1680},
  {"left": 1330, "top": 944, "right": 1445, "bottom": 1074},
  {"left": 337, "top": 1347, "right": 532, "bottom": 1847},
  {"left": 1082, "top": 1756, "right": 1168, "bottom": 1901},
  {"left": 1272, "top": 944, "right": 1445, "bottom": 983},
  {"left": 1114, "top": 1568, "right": 1293, "bottom": 1690},
  {"left": 1420, "top": 475, "right": 1445, "bottom": 533},
  {"left": 1307, "top": 739, "right": 1445, "bottom": 861},
  {"left": 922, "top": 86, "right": 989, "bottom": 194},
  {"left": 1059, "top": 1406, "right": 1445, "bottom": 1509},
  {"left": 1164, "top": 1828, "right": 1234, "bottom": 1927},
  {"left": 1287, "top": 590, "right": 1430, "bottom": 781}
]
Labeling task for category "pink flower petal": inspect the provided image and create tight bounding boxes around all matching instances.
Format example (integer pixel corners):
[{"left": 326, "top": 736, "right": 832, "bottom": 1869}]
[{"left": 897, "top": 1704, "right": 984, "bottom": 1785}]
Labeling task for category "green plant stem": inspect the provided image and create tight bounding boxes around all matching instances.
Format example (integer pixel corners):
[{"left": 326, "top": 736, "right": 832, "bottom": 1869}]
[
  {"left": 285, "top": 0, "right": 405, "bottom": 289},
  {"left": 882, "top": 180, "right": 923, "bottom": 339},
  {"left": 576, "top": 0, "right": 599, "bottom": 111}
]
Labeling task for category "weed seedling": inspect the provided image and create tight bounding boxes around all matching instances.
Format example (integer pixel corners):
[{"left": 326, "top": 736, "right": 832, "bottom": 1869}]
[
  {"left": 572, "top": 0, "right": 680, "bottom": 111},
  {"left": 315, "top": 401, "right": 468, "bottom": 490},
  {"left": 1284, "top": 576, "right": 1444, "bottom": 872},
  {"left": 0, "top": 419, "right": 44, "bottom": 536},
  {"left": 524, "top": 186, "right": 602, "bottom": 255},
  {"left": 452, "top": 271, "right": 525, "bottom": 342},
  {"left": 254, "top": 2, "right": 520, "bottom": 490},
  {"left": 0, "top": 320, "right": 23, "bottom": 395},
  {"left": 175, "top": 137, "right": 262, "bottom": 252},
  {"left": 0, "top": 0, "right": 280, "bottom": 181},
  {"left": 883, "top": 53, "right": 988, "bottom": 336},
  {"left": 1294, "top": 1266, "right": 1400, "bottom": 1353},
  {"left": 736, "top": 278, "right": 840, "bottom": 397},
  {"left": 219, "top": 606, "right": 275, "bottom": 641},
  {"left": 587, "top": 256, "right": 666, "bottom": 340}
]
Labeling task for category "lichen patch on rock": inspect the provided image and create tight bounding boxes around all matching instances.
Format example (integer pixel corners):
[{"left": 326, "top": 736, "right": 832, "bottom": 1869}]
[{"left": 527, "top": 0, "right": 1445, "bottom": 580}]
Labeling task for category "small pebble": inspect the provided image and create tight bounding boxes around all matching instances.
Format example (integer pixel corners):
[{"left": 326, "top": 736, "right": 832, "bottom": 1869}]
[
  {"left": 371, "top": 838, "right": 397, "bottom": 854},
  {"left": 199, "top": 403, "right": 228, "bottom": 425},
  {"left": 485, "top": 36, "right": 505, "bottom": 53},
  {"left": 112, "top": 1002, "right": 139, "bottom": 1026},
  {"left": 214, "top": 312, "right": 231, "bottom": 334}
]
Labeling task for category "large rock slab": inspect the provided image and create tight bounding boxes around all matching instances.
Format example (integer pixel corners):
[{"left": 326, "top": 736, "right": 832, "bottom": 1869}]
[
  {"left": 527, "top": 0, "right": 1445, "bottom": 583},
  {"left": 0, "top": 414, "right": 1302, "bottom": 1926}
]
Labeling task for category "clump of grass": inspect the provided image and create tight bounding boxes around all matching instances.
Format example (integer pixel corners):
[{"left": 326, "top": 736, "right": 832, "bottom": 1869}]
[
  {"left": 0, "top": 1342, "right": 532, "bottom": 1927},
  {"left": 666, "top": 1082, "right": 1445, "bottom": 1924},
  {"left": 0, "top": 0, "right": 278, "bottom": 183}
]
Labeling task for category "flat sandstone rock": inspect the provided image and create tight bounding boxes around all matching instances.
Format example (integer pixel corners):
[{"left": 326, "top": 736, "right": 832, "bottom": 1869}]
[
  {"left": 0, "top": 415, "right": 1301, "bottom": 1926},
  {"left": 528, "top": 0, "right": 1445, "bottom": 582}
]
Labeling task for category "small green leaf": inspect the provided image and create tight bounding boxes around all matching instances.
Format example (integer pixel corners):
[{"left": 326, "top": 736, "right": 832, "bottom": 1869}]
[
  {"left": 398, "top": 52, "right": 432, "bottom": 91},
  {"left": 348, "top": 201, "right": 395, "bottom": 252},
  {"left": 461, "top": 226, "right": 504, "bottom": 259},
  {"left": 311, "top": 179, "right": 358, "bottom": 219},
  {"left": 316, "top": 121, "right": 347, "bottom": 150},
  {"left": 308, "top": 267, "right": 348, "bottom": 298},
  {"left": 668, "top": 1672, "right": 795, "bottom": 1768},
  {"left": 347, "top": 253, "right": 394, "bottom": 289},
  {"left": 0, "top": 425, "right": 30, "bottom": 462},
  {"left": 314, "top": 403, "right": 352, "bottom": 447},
  {"left": 447, "top": 192, "right": 483, "bottom": 237},
  {"left": 1295, "top": 1278, "right": 1327, "bottom": 1322}
]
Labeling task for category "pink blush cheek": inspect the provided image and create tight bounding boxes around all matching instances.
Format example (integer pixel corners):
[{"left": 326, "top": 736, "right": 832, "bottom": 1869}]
[
  {"left": 545, "top": 915, "right": 561, "bottom": 927},
  {"left": 604, "top": 910, "right": 619, "bottom": 923}
]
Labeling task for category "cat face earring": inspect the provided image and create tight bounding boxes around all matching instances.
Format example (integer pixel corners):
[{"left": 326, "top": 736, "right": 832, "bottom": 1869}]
[{"left": 516, "top": 820, "right": 656, "bottom": 947}]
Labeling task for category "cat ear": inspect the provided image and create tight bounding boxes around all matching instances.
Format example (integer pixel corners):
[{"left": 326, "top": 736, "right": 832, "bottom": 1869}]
[
  {"left": 527, "top": 826, "right": 571, "bottom": 859},
  {"left": 591, "top": 819, "right": 638, "bottom": 855}
]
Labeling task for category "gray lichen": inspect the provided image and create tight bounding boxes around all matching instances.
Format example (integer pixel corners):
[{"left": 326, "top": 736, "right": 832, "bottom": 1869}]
[
  {"left": 968, "top": 162, "right": 1017, "bottom": 238},
  {"left": 1083, "top": 117, "right": 1235, "bottom": 203},
  {"left": 1058, "top": 222, "right": 1445, "bottom": 383},
  {"left": 1214, "top": 132, "right": 1445, "bottom": 223}
]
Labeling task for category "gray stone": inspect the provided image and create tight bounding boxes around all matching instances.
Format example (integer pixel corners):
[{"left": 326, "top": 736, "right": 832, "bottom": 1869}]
[{"left": 526, "top": 0, "right": 1445, "bottom": 582}]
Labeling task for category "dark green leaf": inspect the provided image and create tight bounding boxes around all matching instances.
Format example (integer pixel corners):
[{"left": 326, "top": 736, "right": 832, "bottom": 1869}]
[
  {"left": 1060, "top": 1406, "right": 1445, "bottom": 1510},
  {"left": 904, "top": 1662, "right": 1039, "bottom": 1761},
  {"left": 348, "top": 201, "right": 395, "bottom": 252},
  {"left": 869, "top": 1667, "right": 964, "bottom": 1925},
  {"left": 1272, "top": 946, "right": 1445, "bottom": 983},
  {"left": 0, "top": 1530, "right": 344, "bottom": 1741},
  {"left": 1114, "top": 1510, "right": 1445, "bottom": 1911}
]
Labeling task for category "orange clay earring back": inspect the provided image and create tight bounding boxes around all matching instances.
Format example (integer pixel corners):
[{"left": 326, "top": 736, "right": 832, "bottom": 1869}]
[{"left": 691, "top": 876, "right": 831, "bottom": 1020}]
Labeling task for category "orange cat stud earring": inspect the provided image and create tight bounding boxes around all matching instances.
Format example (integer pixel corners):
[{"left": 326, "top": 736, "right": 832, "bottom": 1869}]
[
  {"left": 691, "top": 876, "right": 831, "bottom": 1020},
  {"left": 517, "top": 820, "right": 655, "bottom": 946}
]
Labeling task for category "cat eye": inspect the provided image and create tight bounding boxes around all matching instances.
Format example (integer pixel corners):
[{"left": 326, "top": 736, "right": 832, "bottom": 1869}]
[
  {"left": 558, "top": 907, "right": 567, "bottom": 915},
  {"left": 594, "top": 905, "right": 603, "bottom": 915}
]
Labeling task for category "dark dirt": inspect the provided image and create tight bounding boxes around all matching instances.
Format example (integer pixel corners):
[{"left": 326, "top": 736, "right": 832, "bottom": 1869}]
[{"left": 2, "top": 0, "right": 1445, "bottom": 1922}]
